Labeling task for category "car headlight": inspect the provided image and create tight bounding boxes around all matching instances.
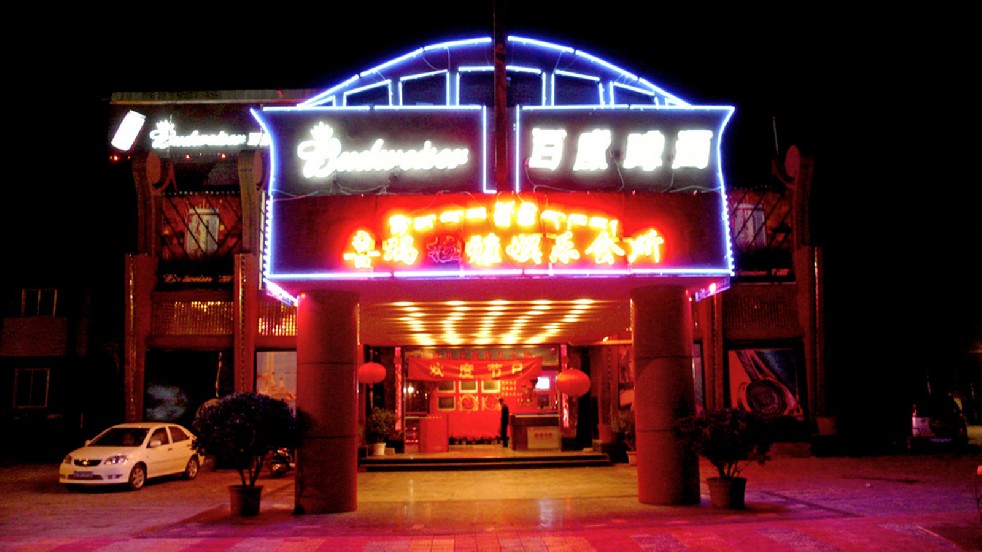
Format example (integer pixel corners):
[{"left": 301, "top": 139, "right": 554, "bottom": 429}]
[
  {"left": 62, "top": 455, "right": 72, "bottom": 465},
  {"left": 105, "top": 455, "right": 129, "bottom": 465}
]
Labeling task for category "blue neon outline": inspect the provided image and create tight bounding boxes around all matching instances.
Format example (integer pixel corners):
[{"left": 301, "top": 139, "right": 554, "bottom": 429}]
[{"left": 262, "top": 34, "right": 737, "bottom": 290}]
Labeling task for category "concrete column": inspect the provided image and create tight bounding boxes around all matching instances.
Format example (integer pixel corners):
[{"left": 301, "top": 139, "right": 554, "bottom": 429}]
[
  {"left": 631, "top": 285, "right": 700, "bottom": 505},
  {"left": 233, "top": 254, "right": 258, "bottom": 393},
  {"left": 123, "top": 254, "right": 155, "bottom": 422},
  {"left": 294, "top": 290, "right": 360, "bottom": 514}
]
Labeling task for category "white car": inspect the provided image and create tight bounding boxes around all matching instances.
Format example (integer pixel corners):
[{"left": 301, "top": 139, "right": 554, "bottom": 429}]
[{"left": 60, "top": 422, "right": 201, "bottom": 491}]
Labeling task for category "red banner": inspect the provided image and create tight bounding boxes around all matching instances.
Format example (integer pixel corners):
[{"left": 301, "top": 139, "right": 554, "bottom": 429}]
[{"left": 407, "top": 357, "right": 542, "bottom": 381}]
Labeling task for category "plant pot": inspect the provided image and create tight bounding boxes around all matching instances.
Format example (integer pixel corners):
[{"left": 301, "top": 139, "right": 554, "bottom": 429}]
[
  {"left": 707, "top": 477, "right": 746, "bottom": 509},
  {"left": 228, "top": 485, "right": 263, "bottom": 516},
  {"left": 371, "top": 442, "right": 387, "bottom": 456},
  {"left": 626, "top": 451, "right": 638, "bottom": 466}
]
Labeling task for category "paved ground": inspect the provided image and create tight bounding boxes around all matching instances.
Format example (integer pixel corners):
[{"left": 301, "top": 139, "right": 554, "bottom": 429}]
[{"left": 1, "top": 438, "right": 980, "bottom": 551}]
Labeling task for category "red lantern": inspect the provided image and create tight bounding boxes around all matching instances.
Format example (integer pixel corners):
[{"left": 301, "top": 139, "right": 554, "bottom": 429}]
[
  {"left": 555, "top": 368, "right": 591, "bottom": 398},
  {"left": 357, "top": 362, "right": 386, "bottom": 384}
]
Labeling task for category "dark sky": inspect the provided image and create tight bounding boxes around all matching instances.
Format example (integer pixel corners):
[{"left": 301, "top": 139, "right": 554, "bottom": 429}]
[{"left": 6, "top": 4, "right": 980, "bottom": 381}]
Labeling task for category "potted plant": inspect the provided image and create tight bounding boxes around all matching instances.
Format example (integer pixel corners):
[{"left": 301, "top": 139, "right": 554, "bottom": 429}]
[
  {"left": 191, "top": 392, "right": 297, "bottom": 516},
  {"left": 365, "top": 407, "right": 397, "bottom": 456},
  {"left": 610, "top": 408, "right": 636, "bottom": 464},
  {"left": 674, "top": 407, "right": 772, "bottom": 509}
]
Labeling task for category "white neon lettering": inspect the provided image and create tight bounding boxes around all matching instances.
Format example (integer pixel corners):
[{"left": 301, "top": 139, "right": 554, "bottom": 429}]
[
  {"left": 672, "top": 130, "right": 713, "bottom": 169},
  {"left": 296, "top": 122, "right": 469, "bottom": 179},
  {"left": 149, "top": 120, "right": 270, "bottom": 149},
  {"left": 572, "top": 129, "right": 611, "bottom": 171},
  {"left": 528, "top": 126, "right": 714, "bottom": 173},
  {"left": 622, "top": 131, "right": 665, "bottom": 171},
  {"left": 527, "top": 128, "right": 567, "bottom": 170}
]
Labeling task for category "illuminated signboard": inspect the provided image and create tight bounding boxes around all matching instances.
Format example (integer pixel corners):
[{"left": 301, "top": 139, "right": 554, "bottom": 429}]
[
  {"left": 253, "top": 106, "right": 487, "bottom": 195},
  {"left": 108, "top": 105, "right": 272, "bottom": 152},
  {"left": 265, "top": 191, "right": 728, "bottom": 282},
  {"left": 515, "top": 106, "right": 733, "bottom": 193}
]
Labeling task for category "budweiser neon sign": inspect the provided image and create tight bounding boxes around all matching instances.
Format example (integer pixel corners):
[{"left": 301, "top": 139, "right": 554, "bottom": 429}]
[{"left": 296, "top": 122, "right": 470, "bottom": 179}]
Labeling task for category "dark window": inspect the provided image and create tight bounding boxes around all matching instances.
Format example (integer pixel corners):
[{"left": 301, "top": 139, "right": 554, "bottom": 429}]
[
  {"left": 554, "top": 75, "right": 602, "bottom": 106},
  {"left": 402, "top": 74, "right": 447, "bottom": 106},
  {"left": 13, "top": 368, "right": 49, "bottom": 408},
  {"left": 611, "top": 86, "right": 656, "bottom": 106},
  {"left": 459, "top": 71, "right": 543, "bottom": 107},
  {"left": 345, "top": 84, "right": 390, "bottom": 106}
]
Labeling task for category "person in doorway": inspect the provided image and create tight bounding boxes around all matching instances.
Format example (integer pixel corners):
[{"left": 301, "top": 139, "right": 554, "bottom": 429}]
[{"left": 499, "top": 397, "right": 510, "bottom": 448}]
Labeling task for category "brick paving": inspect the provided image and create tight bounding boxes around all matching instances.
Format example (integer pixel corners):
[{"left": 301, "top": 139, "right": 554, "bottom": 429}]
[{"left": 1, "top": 438, "right": 980, "bottom": 551}]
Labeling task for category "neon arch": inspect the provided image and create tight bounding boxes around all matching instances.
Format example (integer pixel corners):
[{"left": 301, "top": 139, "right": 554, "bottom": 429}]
[{"left": 300, "top": 35, "right": 693, "bottom": 108}]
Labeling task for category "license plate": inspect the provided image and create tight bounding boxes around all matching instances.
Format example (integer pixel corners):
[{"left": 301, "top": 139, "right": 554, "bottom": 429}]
[{"left": 72, "top": 471, "right": 94, "bottom": 479}]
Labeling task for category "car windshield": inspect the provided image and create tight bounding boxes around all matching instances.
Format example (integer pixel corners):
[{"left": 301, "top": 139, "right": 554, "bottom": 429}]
[{"left": 89, "top": 427, "right": 149, "bottom": 447}]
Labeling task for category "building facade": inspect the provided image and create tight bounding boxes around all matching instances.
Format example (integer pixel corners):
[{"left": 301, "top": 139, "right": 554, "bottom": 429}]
[{"left": 3, "top": 34, "right": 827, "bottom": 509}]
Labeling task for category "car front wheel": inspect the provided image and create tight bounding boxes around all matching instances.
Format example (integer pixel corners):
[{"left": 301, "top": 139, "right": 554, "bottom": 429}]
[
  {"left": 183, "top": 456, "right": 200, "bottom": 480},
  {"left": 128, "top": 464, "right": 147, "bottom": 491}
]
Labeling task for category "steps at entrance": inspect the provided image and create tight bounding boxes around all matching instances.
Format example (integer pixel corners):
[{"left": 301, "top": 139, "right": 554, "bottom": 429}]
[{"left": 359, "top": 449, "right": 613, "bottom": 472}]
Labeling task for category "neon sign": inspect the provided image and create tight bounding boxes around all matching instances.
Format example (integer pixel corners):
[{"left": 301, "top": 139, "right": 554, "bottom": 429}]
[
  {"left": 516, "top": 106, "right": 733, "bottom": 193},
  {"left": 149, "top": 120, "right": 270, "bottom": 149},
  {"left": 342, "top": 196, "right": 665, "bottom": 271},
  {"left": 253, "top": 106, "right": 487, "bottom": 195},
  {"left": 407, "top": 356, "right": 542, "bottom": 381},
  {"left": 295, "top": 122, "right": 470, "bottom": 179},
  {"left": 528, "top": 127, "right": 713, "bottom": 172},
  {"left": 264, "top": 191, "right": 729, "bottom": 283}
]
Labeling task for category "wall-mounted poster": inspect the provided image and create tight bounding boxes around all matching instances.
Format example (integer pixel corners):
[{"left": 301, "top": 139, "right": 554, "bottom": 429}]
[
  {"left": 727, "top": 348, "right": 803, "bottom": 420},
  {"left": 437, "top": 381, "right": 455, "bottom": 393},
  {"left": 458, "top": 381, "right": 478, "bottom": 393}
]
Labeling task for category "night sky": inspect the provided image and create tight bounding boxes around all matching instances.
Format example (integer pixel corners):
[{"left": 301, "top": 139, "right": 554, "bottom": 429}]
[{"left": 6, "top": 4, "right": 979, "bottom": 417}]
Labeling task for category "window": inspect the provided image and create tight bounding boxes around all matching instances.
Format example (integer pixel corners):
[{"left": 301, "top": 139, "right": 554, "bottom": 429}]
[
  {"left": 732, "top": 203, "right": 766, "bottom": 250},
  {"left": 151, "top": 428, "right": 170, "bottom": 445},
  {"left": 437, "top": 396, "right": 455, "bottom": 411},
  {"left": 13, "top": 368, "right": 49, "bottom": 408},
  {"left": 169, "top": 426, "right": 190, "bottom": 443},
  {"left": 21, "top": 288, "right": 57, "bottom": 317},
  {"left": 185, "top": 209, "right": 219, "bottom": 257},
  {"left": 401, "top": 72, "right": 447, "bottom": 106}
]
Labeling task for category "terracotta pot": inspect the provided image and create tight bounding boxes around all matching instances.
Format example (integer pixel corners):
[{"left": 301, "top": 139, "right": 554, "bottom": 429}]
[
  {"left": 707, "top": 477, "right": 746, "bottom": 509},
  {"left": 228, "top": 485, "right": 263, "bottom": 516},
  {"left": 626, "top": 451, "right": 638, "bottom": 466},
  {"left": 371, "top": 442, "right": 387, "bottom": 456}
]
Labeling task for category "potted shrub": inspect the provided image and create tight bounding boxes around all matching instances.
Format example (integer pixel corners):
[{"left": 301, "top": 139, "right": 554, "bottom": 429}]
[
  {"left": 674, "top": 407, "right": 772, "bottom": 509},
  {"left": 191, "top": 392, "right": 297, "bottom": 516},
  {"left": 365, "top": 407, "right": 397, "bottom": 456},
  {"left": 610, "top": 408, "right": 636, "bottom": 464}
]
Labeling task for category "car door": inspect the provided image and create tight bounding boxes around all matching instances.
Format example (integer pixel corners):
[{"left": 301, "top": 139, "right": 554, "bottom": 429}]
[
  {"left": 145, "top": 426, "right": 175, "bottom": 476},
  {"left": 167, "top": 425, "right": 194, "bottom": 471}
]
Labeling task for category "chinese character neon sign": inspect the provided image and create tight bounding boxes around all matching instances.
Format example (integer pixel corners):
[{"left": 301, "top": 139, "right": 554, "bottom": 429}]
[{"left": 342, "top": 195, "right": 665, "bottom": 271}]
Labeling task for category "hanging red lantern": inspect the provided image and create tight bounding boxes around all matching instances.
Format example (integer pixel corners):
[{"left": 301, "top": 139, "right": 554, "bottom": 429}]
[
  {"left": 555, "top": 368, "right": 591, "bottom": 398},
  {"left": 357, "top": 362, "right": 386, "bottom": 384}
]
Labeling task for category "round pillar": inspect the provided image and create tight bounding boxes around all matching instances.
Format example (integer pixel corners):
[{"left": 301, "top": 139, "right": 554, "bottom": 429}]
[
  {"left": 631, "top": 285, "right": 701, "bottom": 505},
  {"left": 294, "top": 290, "right": 360, "bottom": 514}
]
